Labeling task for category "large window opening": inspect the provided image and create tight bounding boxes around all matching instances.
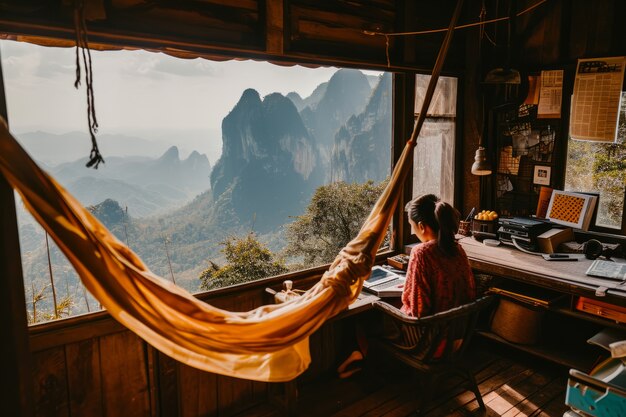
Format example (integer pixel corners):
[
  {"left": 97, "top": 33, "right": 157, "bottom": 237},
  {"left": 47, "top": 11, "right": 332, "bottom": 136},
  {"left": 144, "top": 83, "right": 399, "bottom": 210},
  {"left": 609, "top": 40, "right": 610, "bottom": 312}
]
[
  {"left": 1, "top": 40, "right": 392, "bottom": 323},
  {"left": 564, "top": 91, "right": 626, "bottom": 233}
]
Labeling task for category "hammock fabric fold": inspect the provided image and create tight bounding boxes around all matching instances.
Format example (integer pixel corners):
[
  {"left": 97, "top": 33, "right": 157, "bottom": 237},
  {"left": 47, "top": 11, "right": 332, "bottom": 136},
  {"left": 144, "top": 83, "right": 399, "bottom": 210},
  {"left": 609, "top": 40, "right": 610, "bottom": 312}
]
[{"left": 0, "top": 121, "right": 415, "bottom": 382}]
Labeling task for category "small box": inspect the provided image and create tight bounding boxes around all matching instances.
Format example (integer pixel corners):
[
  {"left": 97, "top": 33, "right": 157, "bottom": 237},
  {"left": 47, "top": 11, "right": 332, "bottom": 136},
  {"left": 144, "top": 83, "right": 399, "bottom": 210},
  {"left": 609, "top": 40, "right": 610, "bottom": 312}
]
[
  {"left": 387, "top": 254, "right": 409, "bottom": 271},
  {"left": 537, "top": 227, "right": 574, "bottom": 254}
]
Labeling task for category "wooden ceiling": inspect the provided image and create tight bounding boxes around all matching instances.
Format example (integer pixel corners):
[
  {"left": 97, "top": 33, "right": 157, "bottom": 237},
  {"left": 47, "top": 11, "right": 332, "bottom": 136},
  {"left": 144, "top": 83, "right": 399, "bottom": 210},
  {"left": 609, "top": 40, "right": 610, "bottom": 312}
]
[
  {"left": 0, "top": 0, "right": 465, "bottom": 72},
  {"left": 0, "top": 1, "right": 624, "bottom": 75}
]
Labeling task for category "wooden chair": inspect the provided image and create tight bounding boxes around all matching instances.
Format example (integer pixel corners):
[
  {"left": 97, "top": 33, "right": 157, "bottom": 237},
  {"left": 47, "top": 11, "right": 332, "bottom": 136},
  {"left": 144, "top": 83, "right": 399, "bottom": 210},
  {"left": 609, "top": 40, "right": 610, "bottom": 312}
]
[{"left": 371, "top": 296, "right": 493, "bottom": 415}]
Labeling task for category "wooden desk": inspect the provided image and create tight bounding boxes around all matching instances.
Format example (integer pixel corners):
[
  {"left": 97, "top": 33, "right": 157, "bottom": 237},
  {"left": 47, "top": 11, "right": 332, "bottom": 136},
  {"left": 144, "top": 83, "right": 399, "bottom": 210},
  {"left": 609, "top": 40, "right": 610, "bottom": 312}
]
[
  {"left": 459, "top": 237, "right": 626, "bottom": 307},
  {"left": 459, "top": 237, "right": 626, "bottom": 371}
]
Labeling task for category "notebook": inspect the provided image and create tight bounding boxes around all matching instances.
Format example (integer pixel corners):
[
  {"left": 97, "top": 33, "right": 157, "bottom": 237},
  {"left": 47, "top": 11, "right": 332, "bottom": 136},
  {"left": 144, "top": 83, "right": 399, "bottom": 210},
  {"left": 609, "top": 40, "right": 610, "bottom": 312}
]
[
  {"left": 586, "top": 259, "right": 626, "bottom": 281},
  {"left": 363, "top": 266, "right": 406, "bottom": 297}
]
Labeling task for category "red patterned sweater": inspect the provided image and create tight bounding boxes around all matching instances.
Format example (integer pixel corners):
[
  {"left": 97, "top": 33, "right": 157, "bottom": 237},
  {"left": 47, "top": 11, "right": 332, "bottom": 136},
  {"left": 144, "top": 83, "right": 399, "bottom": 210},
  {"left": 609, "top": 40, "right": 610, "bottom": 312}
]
[{"left": 401, "top": 240, "right": 476, "bottom": 317}]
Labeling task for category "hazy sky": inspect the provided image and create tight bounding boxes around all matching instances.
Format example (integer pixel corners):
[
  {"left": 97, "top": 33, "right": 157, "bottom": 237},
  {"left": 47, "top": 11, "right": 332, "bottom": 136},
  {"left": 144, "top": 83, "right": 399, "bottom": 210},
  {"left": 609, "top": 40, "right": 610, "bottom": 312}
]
[{"left": 0, "top": 40, "right": 351, "bottom": 134}]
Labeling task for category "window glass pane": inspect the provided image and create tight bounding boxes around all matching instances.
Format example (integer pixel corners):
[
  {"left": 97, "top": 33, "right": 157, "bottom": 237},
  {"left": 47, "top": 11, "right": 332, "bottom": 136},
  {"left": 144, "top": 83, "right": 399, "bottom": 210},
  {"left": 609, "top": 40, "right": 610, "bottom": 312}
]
[
  {"left": 412, "top": 75, "right": 457, "bottom": 204},
  {"left": 564, "top": 91, "right": 626, "bottom": 230},
  {"left": 2, "top": 40, "right": 392, "bottom": 323}
]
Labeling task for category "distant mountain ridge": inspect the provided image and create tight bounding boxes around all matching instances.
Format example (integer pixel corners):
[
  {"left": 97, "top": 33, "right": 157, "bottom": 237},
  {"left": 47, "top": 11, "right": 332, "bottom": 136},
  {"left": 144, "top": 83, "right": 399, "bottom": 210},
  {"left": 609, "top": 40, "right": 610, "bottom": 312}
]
[
  {"left": 14, "top": 129, "right": 221, "bottom": 165},
  {"left": 49, "top": 146, "right": 212, "bottom": 217},
  {"left": 287, "top": 81, "right": 328, "bottom": 112}
]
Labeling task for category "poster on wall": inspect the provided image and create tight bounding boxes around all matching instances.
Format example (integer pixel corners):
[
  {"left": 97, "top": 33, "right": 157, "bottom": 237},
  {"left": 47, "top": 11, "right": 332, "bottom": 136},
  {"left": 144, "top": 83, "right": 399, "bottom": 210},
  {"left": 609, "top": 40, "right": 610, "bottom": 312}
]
[{"left": 569, "top": 56, "right": 626, "bottom": 143}]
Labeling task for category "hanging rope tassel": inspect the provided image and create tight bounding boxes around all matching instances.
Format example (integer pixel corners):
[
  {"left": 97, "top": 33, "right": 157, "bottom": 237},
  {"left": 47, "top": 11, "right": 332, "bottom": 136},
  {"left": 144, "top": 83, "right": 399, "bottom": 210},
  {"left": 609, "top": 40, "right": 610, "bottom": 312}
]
[{"left": 74, "top": 0, "right": 104, "bottom": 169}]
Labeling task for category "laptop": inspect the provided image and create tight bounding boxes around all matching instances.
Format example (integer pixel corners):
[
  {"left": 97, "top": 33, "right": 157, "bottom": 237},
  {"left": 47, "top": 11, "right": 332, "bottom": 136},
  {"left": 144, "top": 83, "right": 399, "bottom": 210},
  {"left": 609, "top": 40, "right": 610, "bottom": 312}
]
[{"left": 363, "top": 265, "right": 406, "bottom": 297}]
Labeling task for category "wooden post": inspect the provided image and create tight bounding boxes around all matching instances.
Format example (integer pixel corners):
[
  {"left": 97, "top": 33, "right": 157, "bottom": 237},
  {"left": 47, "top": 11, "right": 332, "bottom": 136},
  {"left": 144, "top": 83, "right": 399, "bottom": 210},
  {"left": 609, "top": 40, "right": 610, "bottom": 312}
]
[
  {"left": 0, "top": 44, "right": 34, "bottom": 417},
  {"left": 0, "top": 175, "right": 34, "bottom": 416},
  {"left": 392, "top": 72, "right": 416, "bottom": 251}
]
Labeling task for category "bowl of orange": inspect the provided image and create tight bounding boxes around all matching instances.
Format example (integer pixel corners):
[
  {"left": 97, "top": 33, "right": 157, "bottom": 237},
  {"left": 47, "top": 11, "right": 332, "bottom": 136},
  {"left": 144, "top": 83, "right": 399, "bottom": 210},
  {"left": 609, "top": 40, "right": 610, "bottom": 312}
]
[{"left": 471, "top": 210, "right": 499, "bottom": 240}]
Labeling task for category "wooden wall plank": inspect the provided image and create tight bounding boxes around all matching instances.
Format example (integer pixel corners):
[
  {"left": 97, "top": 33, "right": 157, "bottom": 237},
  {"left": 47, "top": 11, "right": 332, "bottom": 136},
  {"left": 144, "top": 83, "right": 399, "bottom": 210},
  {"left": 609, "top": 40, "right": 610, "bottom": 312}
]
[
  {"left": 66, "top": 339, "right": 103, "bottom": 417},
  {"left": 538, "top": 0, "right": 563, "bottom": 66},
  {"left": 178, "top": 364, "right": 218, "bottom": 417},
  {"left": 30, "top": 315, "right": 125, "bottom": 352},
  {"left": 99, "top": 332, "right": 151, "bottom": 417},
  {"left": 145, "top": 346, "right": 159, "bottom": 417},
  {"left": 569, "top": 0, "right": 616, "bottom": 60},
  {"left": 290, "top": 6, "right": 389, "bottom": 46},
  {"left": 156, "top": 353, "right": 179, "bottom": 417},
  {"left": 214, "top": 292, "right": 269, "bottom": 415},
  {"left": 32, "top": 347, "right": 69, "bottom": 417}
]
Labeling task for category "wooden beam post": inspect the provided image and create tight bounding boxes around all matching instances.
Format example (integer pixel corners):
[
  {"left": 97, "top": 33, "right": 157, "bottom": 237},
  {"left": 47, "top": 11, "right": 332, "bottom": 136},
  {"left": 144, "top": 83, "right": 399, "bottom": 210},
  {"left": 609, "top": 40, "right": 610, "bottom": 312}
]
[
  {"left": 266, "top": 0, "right": 284, "bottom": 55},
  {"left": 392, "top": 72, "right": 416, "bottom": 251},
  {"left": 0, "top": 45, "right": 34, "bottom": 417}
]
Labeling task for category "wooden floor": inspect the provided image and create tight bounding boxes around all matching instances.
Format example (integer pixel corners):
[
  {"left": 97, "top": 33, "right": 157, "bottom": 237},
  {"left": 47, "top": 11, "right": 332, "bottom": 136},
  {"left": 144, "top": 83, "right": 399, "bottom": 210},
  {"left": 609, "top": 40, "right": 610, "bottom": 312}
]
[{"left": 237, "top": 339, "right": 572, "bottom": 417}]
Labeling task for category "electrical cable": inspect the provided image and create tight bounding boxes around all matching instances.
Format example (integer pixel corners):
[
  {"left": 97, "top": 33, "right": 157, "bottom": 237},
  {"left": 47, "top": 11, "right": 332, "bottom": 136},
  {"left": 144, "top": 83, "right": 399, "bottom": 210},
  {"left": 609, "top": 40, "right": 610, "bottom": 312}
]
[{"left": 363, "top": 0, "right": 547, "bottom": 37}]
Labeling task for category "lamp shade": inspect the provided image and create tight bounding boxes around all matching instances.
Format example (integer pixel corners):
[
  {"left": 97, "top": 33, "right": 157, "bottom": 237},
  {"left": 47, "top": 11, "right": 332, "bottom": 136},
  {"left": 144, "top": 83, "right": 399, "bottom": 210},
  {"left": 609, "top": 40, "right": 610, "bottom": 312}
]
[{"left": 471, "top": 146, "right": 492, "bottom": 176}]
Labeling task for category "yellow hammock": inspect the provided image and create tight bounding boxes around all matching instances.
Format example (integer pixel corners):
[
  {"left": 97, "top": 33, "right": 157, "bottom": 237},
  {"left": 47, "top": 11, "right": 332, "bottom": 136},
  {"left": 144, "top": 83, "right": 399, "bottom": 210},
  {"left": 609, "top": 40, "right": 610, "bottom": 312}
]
[{"left": 0, "top": 119, "right": 414, "bottom": 381}]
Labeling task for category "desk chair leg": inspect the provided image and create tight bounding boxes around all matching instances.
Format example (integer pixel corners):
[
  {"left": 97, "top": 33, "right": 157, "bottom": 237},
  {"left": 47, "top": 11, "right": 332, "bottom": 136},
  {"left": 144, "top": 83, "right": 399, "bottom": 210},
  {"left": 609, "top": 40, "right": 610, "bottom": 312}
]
[
  {"left": 462, "top": 367, "right": 485, "bottom": 410},
  {"left": 415, "top": 373, "right": 436, "bottom": 416}
]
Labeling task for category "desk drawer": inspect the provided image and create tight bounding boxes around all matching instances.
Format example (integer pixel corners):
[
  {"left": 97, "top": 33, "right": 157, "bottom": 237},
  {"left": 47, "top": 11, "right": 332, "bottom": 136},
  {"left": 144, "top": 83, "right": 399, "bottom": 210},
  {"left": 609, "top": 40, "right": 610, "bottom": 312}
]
[{"left": 576, "top": 297, "right": 626, "bottom": 324}]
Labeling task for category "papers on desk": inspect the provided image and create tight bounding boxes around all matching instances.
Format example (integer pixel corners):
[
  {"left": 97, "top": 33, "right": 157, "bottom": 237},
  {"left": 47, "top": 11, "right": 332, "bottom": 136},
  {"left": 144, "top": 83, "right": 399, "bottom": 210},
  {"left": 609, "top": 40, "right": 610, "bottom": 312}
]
[
  {"left": 586, "top": 259, "right": 626, "bottom": 281},
  {"left": 363, "top": 266, "right": 405, "bottom": 297}
]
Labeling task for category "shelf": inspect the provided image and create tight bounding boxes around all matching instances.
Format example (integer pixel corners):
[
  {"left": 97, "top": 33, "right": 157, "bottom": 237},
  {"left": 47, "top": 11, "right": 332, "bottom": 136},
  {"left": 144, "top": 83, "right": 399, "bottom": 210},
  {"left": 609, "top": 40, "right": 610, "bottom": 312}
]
[
  {"left": 477, "top": 330, "right": 600, "bottom": 372},
  {"left": 551, "top": 305, "right": 626, "bottom": 330}
]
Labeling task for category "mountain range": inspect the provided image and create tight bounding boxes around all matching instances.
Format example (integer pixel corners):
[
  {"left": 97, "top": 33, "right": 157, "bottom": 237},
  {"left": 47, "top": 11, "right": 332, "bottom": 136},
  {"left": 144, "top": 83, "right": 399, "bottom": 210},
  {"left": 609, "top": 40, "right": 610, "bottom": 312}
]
[{"left": 18, "top": 68, "right": 393, "bottom": 315}]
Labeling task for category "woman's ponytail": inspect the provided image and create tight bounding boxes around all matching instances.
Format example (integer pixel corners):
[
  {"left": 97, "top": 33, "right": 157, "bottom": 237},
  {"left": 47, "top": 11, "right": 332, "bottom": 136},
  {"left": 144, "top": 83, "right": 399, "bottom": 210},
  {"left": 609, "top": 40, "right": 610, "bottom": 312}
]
[{"left": 434, "top": 202, "right": 460, "bottom": 256}]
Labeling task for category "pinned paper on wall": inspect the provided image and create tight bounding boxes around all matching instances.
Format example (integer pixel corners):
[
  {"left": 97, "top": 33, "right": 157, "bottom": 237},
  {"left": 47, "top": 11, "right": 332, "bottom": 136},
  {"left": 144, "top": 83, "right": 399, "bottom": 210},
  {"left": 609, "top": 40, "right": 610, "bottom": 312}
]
[
  {"left": 537, "top": 70, "right": 563, "bottom": 118},
  {"left": 570, "top": 56, "right": 626, "bottom": 143}
]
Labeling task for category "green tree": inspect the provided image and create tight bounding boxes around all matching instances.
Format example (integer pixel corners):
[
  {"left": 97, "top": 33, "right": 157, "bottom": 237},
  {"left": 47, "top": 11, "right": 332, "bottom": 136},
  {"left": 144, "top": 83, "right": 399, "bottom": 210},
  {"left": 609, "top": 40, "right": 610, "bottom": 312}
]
[
  {"left": 199, "top": 233, "right": 288, "bottom": 290},
  {"left": 284, "top": 179, "right": 389, "bottom": 266}
]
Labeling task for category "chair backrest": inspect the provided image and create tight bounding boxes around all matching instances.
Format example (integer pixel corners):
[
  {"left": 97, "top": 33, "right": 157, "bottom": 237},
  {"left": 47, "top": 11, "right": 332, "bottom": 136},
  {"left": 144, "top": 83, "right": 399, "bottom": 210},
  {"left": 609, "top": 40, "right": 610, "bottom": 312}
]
[{"left": 374, "top": 296, "right": 493, "bottom": 365}]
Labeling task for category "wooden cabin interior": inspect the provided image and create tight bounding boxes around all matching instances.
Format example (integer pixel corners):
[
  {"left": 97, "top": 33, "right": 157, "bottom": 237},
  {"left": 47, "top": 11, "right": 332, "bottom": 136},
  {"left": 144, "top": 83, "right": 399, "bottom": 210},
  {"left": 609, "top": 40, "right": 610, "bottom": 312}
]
[{"left": 1, "top": 1, "right": 626, "bottom": 416}]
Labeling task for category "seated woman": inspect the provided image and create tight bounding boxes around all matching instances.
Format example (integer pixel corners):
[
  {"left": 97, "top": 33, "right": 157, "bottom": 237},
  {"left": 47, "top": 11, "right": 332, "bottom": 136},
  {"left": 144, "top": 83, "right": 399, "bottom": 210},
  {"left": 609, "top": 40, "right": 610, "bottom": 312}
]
[
  {"left": 402, "top": 194, "right": 476, "bottom": 317},
  {"left": 338, "top": 194, "right": 475, "bottom": 377}
]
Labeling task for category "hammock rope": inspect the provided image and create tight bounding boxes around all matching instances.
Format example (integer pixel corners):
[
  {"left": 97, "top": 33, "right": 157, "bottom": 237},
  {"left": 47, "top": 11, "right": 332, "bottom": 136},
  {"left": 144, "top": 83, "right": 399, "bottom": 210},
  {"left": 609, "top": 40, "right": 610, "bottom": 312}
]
[{"left": 0, "top": 0, "right": 464, "bottom": 383}]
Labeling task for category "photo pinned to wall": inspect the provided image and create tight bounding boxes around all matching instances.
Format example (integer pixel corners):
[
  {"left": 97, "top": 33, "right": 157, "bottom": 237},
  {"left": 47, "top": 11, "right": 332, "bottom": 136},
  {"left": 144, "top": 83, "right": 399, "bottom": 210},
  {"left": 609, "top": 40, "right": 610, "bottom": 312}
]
[{"left": 533, "top": 165, "right": 551, "bottom": 185}]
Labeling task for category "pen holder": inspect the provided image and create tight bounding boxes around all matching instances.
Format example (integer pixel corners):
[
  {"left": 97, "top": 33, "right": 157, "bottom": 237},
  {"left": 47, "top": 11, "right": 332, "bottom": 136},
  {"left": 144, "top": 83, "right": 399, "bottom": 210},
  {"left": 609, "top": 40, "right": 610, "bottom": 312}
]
[
  {"left": 458, "top": 220, "right": 471, "bottom": 236},
  {"left": 471, "top": 219, "right": 498, "bottom": 241}
]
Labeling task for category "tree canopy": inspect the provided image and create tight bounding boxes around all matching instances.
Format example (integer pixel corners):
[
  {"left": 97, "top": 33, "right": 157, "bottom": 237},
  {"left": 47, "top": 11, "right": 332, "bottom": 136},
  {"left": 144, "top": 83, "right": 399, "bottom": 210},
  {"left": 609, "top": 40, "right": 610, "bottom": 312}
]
[
  {"left": 199, "top": 233, "right": 288, "bottom": 290},
  {"left": 284, "top": 179, "right": 389, "bottom": 266}
]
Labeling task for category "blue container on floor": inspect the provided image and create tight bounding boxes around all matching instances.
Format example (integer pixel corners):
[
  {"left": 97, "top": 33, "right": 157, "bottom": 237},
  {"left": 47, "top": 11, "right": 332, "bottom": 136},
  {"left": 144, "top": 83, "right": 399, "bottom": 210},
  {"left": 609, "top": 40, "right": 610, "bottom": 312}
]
[{"left": 566, "top": 358, "right": 626, "bottom": 416}]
